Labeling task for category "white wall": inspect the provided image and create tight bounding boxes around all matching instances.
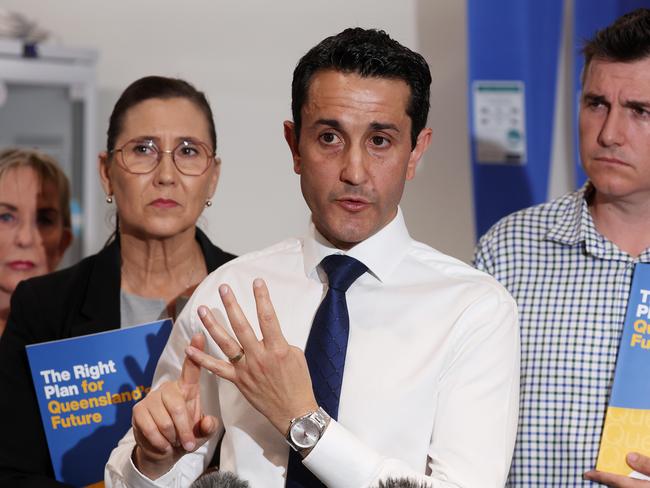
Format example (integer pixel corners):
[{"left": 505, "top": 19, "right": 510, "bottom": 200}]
[{"left": 1, "top": 0, "right": 475, "bottom": 262}]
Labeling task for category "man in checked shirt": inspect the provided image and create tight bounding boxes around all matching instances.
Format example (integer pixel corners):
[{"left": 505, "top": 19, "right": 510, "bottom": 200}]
[{"left": 474, "top": 8, "right": 650, "bottom": 488}]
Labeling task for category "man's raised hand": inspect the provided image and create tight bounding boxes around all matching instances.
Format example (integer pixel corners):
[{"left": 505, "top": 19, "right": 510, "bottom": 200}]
[
  {"left": 131, "top": 333, "right": 219, "bottom": 479},
  {"left": 185, "top": 278, "right": 318, "bottom": 435}
]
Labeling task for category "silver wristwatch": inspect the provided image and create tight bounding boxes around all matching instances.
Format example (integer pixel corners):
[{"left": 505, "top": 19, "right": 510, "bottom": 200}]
[{"left": 285, "top": 407, "right": 331, "bottom": 453}]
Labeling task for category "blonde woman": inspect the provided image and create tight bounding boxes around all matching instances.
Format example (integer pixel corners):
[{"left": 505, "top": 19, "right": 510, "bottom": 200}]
[{"left": 0, "top": 147, "right": 72, "bottom": 335}]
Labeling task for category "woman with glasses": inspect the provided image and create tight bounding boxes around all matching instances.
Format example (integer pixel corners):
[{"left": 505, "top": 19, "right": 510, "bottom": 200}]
[{"left": 0, "top": 76, "right": 235, "bottom": 487}]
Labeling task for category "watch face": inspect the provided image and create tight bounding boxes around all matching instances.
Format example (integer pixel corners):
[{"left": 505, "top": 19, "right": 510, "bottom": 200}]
[{"left": 290, "top": 417, "right": 321, "bottom": 449}]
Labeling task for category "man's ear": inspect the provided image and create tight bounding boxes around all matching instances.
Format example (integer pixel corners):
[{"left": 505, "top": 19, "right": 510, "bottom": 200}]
[
  {"left": 405, "top": 128, "right": 433, "bottom": 180},
  {"left": 284, "top": 121, "right": 302, "bottom": 174},
  {"left": 98, "top": 152, "right": 113, "bottom": 196}
]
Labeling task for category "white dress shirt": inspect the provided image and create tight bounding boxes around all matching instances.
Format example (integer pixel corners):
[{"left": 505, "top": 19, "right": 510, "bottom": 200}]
[{"left": 106, "top": 209, "right": 520, "bottom": 488}]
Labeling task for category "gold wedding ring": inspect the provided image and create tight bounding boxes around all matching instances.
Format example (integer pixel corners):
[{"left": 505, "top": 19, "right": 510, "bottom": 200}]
[{"left": 229, "top": 349, "right": 245, "bottom": 364}]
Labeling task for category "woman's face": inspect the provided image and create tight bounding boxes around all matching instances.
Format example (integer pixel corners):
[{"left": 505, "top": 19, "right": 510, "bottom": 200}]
[
  {"left": 99, "top": 97, "right": 220, "bottom": 240},
  {"left": 0, "top": 166, "right": 71, "bottom": 296}
]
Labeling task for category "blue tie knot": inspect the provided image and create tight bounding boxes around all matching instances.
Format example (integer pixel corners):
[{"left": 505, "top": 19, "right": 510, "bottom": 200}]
[{"left": 320, "top": 254, "right": 368, "bottom": 292}]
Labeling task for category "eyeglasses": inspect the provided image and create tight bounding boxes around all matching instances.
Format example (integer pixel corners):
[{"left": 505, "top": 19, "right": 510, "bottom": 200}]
[{"left": 111, "top": 139, "right": 215, "bottom": 176}]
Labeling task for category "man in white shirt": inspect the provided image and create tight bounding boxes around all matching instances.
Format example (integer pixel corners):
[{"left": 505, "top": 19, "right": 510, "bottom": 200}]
[{"left": 106, "top": 27, "right": 520, "bottom": 488}]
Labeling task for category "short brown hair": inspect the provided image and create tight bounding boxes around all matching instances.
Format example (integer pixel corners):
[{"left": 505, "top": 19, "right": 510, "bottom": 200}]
[
  {"left": 582, "top": 8, "right": 650, "bottom": 85},
  {"left": 0, "top": 147, "right": 72, "bottom": 229}
]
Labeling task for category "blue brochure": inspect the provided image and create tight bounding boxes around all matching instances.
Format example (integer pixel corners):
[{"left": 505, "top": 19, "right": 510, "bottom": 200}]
[
  {"left": 26, "top": 319, "right": 173, "bottom": 487},
  {"left": 597, "top": 263, "right": 650, "bottom": 477}
]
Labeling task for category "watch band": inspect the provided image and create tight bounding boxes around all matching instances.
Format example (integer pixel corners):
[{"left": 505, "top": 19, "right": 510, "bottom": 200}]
[{"left": 285, "top": 407, "right": 331, "bottom": 453}]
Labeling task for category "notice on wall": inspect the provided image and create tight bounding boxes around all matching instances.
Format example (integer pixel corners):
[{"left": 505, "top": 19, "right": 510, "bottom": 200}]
[{"left": 472, "top": 80, "right": 527, "bottom": 165}]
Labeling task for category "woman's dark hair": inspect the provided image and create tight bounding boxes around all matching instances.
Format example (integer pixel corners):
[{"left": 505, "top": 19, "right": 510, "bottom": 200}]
[
  {"left": 291, "top": 27, "right": 431, "bottom": 149},
  {"left": 106, "top": 76, "right": 217, "bottom": 152}
]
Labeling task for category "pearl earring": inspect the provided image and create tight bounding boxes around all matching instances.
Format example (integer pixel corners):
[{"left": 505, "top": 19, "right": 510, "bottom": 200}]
[
  {"left": 205, "top": 199, "right": 212, "bottom": 207},
  {"left": 106, "top": 195, "right": 113, "bottom": 204}
]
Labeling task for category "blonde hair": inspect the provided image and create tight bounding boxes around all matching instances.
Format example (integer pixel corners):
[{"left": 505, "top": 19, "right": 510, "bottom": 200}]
[{"left": 0, "top": 147, "right": 72, "bottom": 229}]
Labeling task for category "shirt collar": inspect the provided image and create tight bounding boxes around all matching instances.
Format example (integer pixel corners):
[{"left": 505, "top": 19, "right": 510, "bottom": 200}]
[
  {"left": 546, "top": 182, "right": 640, "bottom": 261},
  {"left": 302, "top": 207, "right": 412, "bottom": 283},
  {"left": 545, "top": 182, "right": 590, "bottom": 246}
]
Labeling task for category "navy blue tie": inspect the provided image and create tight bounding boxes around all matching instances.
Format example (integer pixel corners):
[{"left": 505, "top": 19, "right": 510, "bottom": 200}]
[{"left": 285, "top": 254, "right": 367, "bottom": 488}]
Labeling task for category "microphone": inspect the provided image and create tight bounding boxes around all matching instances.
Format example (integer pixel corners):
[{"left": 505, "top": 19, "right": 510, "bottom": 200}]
[
  {"left": 374, "top": 478, "right": 432, "bottom": 488},
  {"left": 190, "top": 469, "right": 250, "bottom": 488}
]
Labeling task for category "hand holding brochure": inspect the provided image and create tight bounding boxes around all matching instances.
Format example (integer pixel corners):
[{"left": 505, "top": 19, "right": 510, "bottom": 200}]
[{"left": 26, "top": 319, "right": 173, "bottom": 487}]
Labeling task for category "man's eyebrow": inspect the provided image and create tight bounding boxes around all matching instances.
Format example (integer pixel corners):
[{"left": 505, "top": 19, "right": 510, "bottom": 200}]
[
  {"left": 623, "top": 99, "right": 650, "bottom": 111},
  {"left": 370, "top": 122, "right": 400, "bottom": 132},
  {"left": 312, "top": 119, "right": 400, "bottom": 132},
  {"left": 314, "top": 119, "right": 342, "bottom": 129},
  {"left": 583, "top": 92, "right": 650, "bottom": 111},
  {"left": 583, "top": 93, "right": 608, "bottom": 105},
  {"left": 0, "top": 202, "right": 17, "bottom": 211}
]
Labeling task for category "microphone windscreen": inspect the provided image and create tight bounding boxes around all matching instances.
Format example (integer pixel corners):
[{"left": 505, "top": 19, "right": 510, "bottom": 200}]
[
  {"left": 375, "top": 478, "right": 431, "bottom": 488},
  {"left": 190, "top": 470, "right": 250, "bottom": 488}
]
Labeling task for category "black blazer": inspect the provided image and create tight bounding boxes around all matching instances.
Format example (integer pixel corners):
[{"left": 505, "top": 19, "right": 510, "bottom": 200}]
[{"left": 0, "top": 229, "right": 235, "bottom": 488}]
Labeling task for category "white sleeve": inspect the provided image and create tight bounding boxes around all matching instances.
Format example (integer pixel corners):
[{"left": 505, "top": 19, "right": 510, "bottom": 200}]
[
  {"left": 105, "top": 294, "right": 224, "bottom": 487},
  {"left": 304, "top": 293, "right": 520, "bottom": 488},
  {"left": 104, "top": 427, "right": 209, "bottom": 488}
]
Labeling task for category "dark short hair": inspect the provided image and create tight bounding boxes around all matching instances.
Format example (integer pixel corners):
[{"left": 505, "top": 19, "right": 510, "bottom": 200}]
[
  {"left": 106, "top": 76, "right": 217, "bottom": 153},
  {"left": 291, "top": 27, "right": 431, "bottom": 148},
  {"left": 582, "top": 8, "right": 650, "bottom": 85}
]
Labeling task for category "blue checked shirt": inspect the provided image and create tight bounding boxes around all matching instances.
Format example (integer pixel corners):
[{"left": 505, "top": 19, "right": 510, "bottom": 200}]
[{"left": 474, "top": 184, "right": 650, "bottom": 487}]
